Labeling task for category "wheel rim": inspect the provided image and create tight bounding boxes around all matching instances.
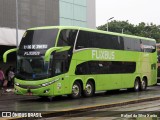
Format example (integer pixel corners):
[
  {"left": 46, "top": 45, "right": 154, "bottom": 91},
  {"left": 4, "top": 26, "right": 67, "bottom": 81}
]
[
  {"left": 141, "top": 80, "right": 146, "bottom": 89},
  {"left": 135, "top": 81, "right": 139, "bottom": 90},
  {"left": 85, "top": 83, "right": 92, "bottom": 95},
  {"left": 72, "top": 84, "right": 79, "bottom": 96}
]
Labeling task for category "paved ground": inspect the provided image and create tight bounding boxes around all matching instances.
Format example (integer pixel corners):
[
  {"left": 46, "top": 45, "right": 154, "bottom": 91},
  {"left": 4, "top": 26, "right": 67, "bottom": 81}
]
[
  {"left": 0, "top": 85, "right": 160, "bottom": 111},
  {"left": 43, "top": 99, "right": 160, "bottom": 120},
  {"left": 0, "top": 84, "right": 160, "bottom": 119}
]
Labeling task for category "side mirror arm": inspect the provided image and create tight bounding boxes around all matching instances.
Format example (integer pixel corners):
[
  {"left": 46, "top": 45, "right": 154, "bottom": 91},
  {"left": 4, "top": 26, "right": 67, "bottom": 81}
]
[
  {"left": 3, "top": 48, "right": 18, "bottom": 63},
  {"left": 44, "top": 46, "right": 71, "bottom": 62},
  {"left": 44, "top": 47, "right": 62, "bottom": 62}
]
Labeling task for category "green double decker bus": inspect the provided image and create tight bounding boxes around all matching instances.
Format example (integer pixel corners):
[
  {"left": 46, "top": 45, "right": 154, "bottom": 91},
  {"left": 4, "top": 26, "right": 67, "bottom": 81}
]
[{"left": 4, "top": 26, "right": 157, "bottom": 98}]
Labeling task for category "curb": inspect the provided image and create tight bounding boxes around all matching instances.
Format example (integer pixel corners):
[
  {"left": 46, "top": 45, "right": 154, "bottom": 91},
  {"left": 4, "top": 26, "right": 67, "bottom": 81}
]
[{"left": 42, "top": 96, "right": 160, "bottom": 117}]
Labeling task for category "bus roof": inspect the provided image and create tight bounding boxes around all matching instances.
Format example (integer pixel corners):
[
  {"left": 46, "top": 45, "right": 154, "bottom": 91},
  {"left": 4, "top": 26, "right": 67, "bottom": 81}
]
[{"left": 28, "top": 26, "right": 155, "bottom": 42}]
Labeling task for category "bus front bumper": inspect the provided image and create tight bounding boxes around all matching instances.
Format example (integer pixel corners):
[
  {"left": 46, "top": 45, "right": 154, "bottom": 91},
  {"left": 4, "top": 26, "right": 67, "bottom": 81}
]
[{"left": 14, "top": 84, "right": 54, "bottom": 96}]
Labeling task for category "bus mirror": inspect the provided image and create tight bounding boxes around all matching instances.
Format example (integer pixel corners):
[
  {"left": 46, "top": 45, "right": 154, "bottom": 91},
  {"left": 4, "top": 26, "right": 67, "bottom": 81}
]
[
  {"left": 44, "top": 47, "right": 62, "bottom": 62},
  {"left": 56, "top": 46, "right": 71, "bottom": 53},
  {"left": 3, "top": 48, "right": 17, "bottom": 63}
]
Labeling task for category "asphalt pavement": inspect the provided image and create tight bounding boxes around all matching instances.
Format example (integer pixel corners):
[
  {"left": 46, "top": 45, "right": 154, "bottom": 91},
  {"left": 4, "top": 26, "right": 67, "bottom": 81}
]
[
  {"left": 0, "top": 84, "right": 160, "bottom": 111},
  {"left": 0, "top": 84, "right": 160, "bottom": 119}
]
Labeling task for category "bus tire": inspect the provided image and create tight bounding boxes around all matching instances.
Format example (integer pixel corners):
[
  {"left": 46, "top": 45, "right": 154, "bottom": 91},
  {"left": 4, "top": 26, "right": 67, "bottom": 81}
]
[
  {"left": 70, "top": 81, "right": 82, "bottom": 99},
  {"left": 134, "top": 78, "right": 140, "bottom": 92},
  {"left": 141, "top": 77, "right": 147, "bottom": 91},
  {"left": 83, "top": 81, "right": 95, "bottom": 97}
]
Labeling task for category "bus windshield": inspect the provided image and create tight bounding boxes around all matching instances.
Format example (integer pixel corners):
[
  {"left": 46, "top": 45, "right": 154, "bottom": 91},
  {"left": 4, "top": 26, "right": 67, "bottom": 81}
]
[
  {"left": 16, "top": 56, "right": 50, "bottom": 80},
  {"left": 19, "top": 29, "right": 58, "bottom": 53}
]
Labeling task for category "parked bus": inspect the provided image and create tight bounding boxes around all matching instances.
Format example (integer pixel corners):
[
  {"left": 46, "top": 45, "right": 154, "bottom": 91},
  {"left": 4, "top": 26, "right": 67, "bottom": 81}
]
[{"left": 3, "top": 26, "right": 157, "bottom": 98}]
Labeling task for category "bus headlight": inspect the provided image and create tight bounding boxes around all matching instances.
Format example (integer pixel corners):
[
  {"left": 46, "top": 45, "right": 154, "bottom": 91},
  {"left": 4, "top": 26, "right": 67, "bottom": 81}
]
[
  {"left": 41, "top": 78, "right": 60, "bottom": 87},
  {"left": 15, "top": 83, "right": 20, "bottom": 86},
  {"left": 41, "top": 83, "right": 49, "bottom": 87}
]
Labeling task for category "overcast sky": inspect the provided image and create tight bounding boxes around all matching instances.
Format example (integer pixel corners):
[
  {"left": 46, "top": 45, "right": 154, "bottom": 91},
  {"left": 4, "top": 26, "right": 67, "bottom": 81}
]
[{"left": 96, "top": 0, "right": 160, "bottom": 26}]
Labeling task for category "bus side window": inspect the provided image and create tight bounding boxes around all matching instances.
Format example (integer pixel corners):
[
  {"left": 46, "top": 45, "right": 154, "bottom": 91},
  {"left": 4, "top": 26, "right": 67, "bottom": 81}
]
[
  {"left": 75, "top": 66, "right": 83, "bottom": 75},
  {"left": 58, "top": 29, "right": 78, "bottom": 46},
  {"left": 75, "top": 62, "right": 88, "bottom": 75}
]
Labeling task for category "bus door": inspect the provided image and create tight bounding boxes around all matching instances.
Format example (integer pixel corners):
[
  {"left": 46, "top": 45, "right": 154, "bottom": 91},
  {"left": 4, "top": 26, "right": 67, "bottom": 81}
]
[{"left": 51, "top": 51, "right": 70, "bottom": 95}]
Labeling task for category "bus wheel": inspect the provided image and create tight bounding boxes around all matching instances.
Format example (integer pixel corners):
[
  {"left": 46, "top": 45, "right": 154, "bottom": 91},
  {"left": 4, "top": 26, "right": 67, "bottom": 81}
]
[
  {"left": 141, "top": 78, "right": 147, "bottom": 91},
  {"left": 134, "top": 78, "right": 140, "bottom": 92},
  {"left": 83, "top": 81, "right": 95, "bottom": 97},
  {"left": 70, "top": 81, "right": 82, "bottom": 99}
]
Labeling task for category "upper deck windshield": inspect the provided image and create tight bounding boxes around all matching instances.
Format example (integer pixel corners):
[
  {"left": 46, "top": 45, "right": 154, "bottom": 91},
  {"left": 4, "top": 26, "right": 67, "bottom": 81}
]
[{"left": 19, "top": 29, "right": 58, "bottom": 54}]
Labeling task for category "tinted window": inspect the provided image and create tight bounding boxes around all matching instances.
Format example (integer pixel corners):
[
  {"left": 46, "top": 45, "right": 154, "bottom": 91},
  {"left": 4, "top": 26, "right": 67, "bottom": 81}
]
[
  {"left": 123, "top": 37, "right": 134, "bottom": 51},
  {"left": 75, "top": 30, "right": 156, "bottom": 53},
  {"left": 58, "top": 29, "right": 78, "bottom": 47},
  {"left": 51, "top": 50, "right": 72, "bottom": 76},
  {"left": 75, "top": 62, "right": 88, "bottom": 75},
  {"left": 115, "top": 37, "right": 124, "bottom": 50},
  {"left": 75, "top": 61, "right": 136, "bottom": 75},
  {"left": 94, "top": 33, "right": 120, "bottom": 49},
  {"left": 19, "top": 29, "right": 58, "bottom": 50},
  {"left": 142, "top": 40, "right": 156, "bottom": 53},
  {"left": 134, "top": 39, "right": 141, "bottom": 52},
  {"left": 75, "top": 30, "right": 122, "bottom": 50},
  {"left": 75, "top": 31, "right": 90, "bottom": 49}
]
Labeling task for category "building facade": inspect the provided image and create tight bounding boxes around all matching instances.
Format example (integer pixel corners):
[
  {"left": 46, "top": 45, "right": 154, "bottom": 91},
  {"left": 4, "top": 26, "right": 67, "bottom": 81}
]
[
  {"left": 0, "top": 0, "right": 95, "bottom": 70},
  {"left": 0, "top": 0, "right": 96, "bottom": 30}
]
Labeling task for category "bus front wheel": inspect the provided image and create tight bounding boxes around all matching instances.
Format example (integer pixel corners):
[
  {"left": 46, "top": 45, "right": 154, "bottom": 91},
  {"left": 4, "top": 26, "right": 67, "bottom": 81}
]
[
  {"left": 70, "top": 81, "right": 82, "bottom": 99},
  {"left": 83, "top": 81, "right": 95, "bottom": 97}
]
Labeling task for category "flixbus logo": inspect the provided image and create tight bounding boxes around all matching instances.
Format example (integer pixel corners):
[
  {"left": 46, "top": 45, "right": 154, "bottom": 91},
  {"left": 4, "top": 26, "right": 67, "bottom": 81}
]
[{"left": 92, "top": 50, "right": 115, "bottom": 60}]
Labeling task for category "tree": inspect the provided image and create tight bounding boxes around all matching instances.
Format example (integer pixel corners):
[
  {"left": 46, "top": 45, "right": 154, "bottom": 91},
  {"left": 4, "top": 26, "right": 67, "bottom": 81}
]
[{"left": 97, "top": 20, "right": 160, "bottom": 43}]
